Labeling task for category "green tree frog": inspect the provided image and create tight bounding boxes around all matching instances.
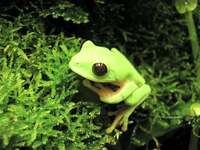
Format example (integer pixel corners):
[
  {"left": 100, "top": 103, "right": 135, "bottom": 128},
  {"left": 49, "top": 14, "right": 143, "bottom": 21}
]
[{"left": 69, "top": 41, "right": 151, "bottom": 133}]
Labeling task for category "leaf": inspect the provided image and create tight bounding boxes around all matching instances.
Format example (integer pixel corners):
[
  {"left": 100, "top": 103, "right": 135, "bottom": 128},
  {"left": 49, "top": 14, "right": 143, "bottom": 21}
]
[
  {"left": 39, "top": 1, "right": 89, "bottom": 24},
  {"left": 175, "top": 0, "right": 197, "bottom": 14}
]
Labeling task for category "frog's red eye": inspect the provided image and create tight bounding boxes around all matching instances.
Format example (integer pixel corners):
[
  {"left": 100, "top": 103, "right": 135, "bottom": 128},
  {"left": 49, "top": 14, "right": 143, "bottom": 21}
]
[{"left": 92, "top": 63, "right": 107, "bottom": 76}]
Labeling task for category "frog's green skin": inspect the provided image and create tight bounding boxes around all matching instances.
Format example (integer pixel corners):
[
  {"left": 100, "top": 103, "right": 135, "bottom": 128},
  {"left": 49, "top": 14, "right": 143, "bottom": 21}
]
[{"left": 69, "top": 40, "right": 151, "bottom": 133}]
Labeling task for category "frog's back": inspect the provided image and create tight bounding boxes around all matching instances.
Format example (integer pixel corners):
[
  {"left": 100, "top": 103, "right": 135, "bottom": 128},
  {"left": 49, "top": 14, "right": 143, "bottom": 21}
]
[{"left": 111, "top": 48, "right": 145, "bottom": 85}]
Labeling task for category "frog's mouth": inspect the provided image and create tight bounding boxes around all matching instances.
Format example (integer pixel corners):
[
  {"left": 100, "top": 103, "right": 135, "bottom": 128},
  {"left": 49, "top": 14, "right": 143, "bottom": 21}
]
[{"left": 83, "top": 79, "right": 125, "bottom": 98}]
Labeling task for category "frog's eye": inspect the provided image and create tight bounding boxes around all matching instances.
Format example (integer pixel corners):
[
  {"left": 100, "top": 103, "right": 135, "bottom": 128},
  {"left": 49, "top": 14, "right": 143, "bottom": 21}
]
[{"left": 92, "top": 63, "right": 107, "bottom": 76}]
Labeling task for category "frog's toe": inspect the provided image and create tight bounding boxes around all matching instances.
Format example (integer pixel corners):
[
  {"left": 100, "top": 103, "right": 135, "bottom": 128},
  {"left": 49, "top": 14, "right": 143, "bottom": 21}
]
[
  {"left": 106, "top": 106, "right": 134, "bottom": 133},
  {"left": 120, "top": 117, "right": 129, "bottom": 132},
  {"left": 106, "top": 116, "right": 129, "bottom": 133},
  {"left": 106, "top": 126, "right": 114, "bottom": 133},
  {"left": 105, "top": 119, "right": 121, "bottom": 133},
  {"left": 122, "top": 125, "right": 128, "bottom": 132}
]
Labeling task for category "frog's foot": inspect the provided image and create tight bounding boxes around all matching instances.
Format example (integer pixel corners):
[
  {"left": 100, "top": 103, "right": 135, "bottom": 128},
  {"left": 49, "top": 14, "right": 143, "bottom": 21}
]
[{"left": 106, "top": 106, "right": 135, "bottom": 133}]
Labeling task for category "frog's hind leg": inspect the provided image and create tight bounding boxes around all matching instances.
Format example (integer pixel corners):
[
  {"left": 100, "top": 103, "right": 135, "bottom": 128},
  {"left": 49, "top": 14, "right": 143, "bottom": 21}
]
[
  {"left": 106, "top": 84, "right": 151, "bottom": 133},
  {"left": 106, "top": 106, "right": 136, "bottom": 133},
  {"left": 106, "top": 107, "right": 127, "bottom": 133},
  {"left": 125, "top": 84, "right": 151, "bottom": 106}
]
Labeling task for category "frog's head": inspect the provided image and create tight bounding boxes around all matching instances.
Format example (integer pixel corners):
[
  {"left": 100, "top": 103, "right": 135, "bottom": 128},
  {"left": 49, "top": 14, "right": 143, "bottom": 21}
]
[
  {"left": 69, "top": 40, "right": 134, "bottom": 99},
  {"left": 69, "top": 41, "right": 133, "bottom": 81}
]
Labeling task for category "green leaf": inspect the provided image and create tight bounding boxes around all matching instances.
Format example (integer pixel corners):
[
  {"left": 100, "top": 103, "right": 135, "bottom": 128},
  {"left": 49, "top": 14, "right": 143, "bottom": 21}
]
[
  {"left": 40, "top": 1, "right": 89, "bottom": 24},
  {"left": 175, "top": 0, "right": 197, "bottom": 14}
]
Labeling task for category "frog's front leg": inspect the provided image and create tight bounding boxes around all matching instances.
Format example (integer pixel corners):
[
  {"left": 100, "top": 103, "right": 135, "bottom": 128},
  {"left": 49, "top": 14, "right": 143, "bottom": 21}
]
[{"left": 106, "top": 84, "right": 151, "bottom": 133}]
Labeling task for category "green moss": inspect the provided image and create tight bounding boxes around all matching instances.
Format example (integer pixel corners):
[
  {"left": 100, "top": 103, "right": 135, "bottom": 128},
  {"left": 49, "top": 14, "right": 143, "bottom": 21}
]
[{"left": 0, "top": 2, "right": 117, "bottom": 149}]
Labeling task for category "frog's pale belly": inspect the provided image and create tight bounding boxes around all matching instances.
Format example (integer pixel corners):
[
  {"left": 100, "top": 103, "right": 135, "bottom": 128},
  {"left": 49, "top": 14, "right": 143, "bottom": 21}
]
[
  {"left": 83, "top": 79, "right": 138, "bottom": 103},
  {"left": 91, "top": 80, "right": 139, "bottom": 104}
]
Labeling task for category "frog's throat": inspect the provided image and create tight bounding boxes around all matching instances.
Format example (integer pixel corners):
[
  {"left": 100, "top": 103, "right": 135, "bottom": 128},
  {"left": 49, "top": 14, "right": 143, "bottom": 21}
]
[{"left": 83, "top": 79, "right": 137, "bottom": 104}]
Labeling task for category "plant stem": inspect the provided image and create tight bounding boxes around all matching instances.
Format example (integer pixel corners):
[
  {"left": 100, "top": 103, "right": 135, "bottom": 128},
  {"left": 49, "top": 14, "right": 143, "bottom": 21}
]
[
  {"left": 185, "top": 11, "right": 200, "bottom": 150},
  {"left": 185, "top": 11, "right": 199, "bottom": 60},
  {"left": 185, "top": 11, "right": 200, "bottom": 89}
]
